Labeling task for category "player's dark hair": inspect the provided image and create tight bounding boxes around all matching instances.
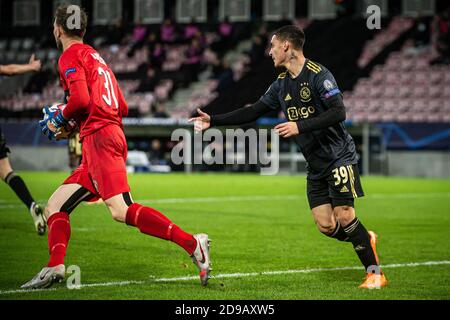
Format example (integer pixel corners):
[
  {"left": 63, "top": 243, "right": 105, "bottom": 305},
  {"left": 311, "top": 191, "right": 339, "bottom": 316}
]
[
  {"left": 55, "top": 4, "right": 88, "bottom": 38},
  {"left": 273, "top": 25, "right": 305, "bottom": 50}
]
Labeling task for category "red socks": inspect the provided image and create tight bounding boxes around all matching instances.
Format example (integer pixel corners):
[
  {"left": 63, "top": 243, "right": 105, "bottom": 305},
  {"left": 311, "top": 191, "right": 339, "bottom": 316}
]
[
  {"left": 126, "top": 203, "right": 197, "bottom": 255},
  {"left": 45, "top": 205, "right": 196, "bottom": 268},
  {"left": 47, "top": 212, "right": 71, "bottom": 267}
]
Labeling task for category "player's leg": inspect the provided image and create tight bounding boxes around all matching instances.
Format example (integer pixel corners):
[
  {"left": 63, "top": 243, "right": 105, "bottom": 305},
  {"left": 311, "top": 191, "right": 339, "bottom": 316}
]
[
  {"left": 85, "top": 125, "right": 199, "bottom": 255},
  {"left": 333, "top": 201, "right": 378, "bottom": 267},
  {"left": 329, "top": 164, "right": 387, "bottom": 288},
  {"left": 45, "top": 183, "right": 93, "bottom": 265},
  {"left": 311, "top": 204, "right": 349, "bottom": 241},
  {"left": 21, "top": 183, "right": 94, "bottom": 289},
  {"left": 333, "top": 201, "right": 386, "bottom": 288},
  {"left": 307, "top": 177, "right": 349, "bottom": 241},
  {"left": 0, "top": 157, "right": 34, "bottom": 209},
  {"left": 104, "top": 193, "right": 196, "bottom": 253},
  {"left": 0, "top": 155, "right": 46, "bottom": 235},
  {"left": 104, "top": 193, "right": 212, "bottom": 285},
  {"left": 86, "top": 125, "right": 211, "bottom": 285}
]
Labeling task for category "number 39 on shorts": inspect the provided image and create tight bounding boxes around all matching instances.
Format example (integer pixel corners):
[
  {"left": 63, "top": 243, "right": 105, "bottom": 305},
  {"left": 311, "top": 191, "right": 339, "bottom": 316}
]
[{"left": 332, "top": 165, "right": 354, "bottom": 186}]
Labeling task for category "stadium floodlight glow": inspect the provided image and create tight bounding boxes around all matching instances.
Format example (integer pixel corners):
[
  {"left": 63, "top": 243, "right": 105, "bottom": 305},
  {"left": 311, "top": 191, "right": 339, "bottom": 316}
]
[{"left": 171, "top": 128, "right": 279, "bottom": 175}]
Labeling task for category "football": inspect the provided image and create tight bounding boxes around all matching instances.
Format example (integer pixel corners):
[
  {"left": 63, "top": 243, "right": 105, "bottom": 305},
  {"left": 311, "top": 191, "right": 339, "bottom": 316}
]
[{"left": 56, "top": 103, "right": 78, "bottom": 130}]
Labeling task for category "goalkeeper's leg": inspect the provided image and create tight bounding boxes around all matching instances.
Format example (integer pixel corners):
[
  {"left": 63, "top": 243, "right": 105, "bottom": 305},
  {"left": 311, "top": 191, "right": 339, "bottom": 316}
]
[
  {"left": 104, "top": 193, "right": 212, "bottom": 285},
  {"left": 21, "top": 183, "right": 93, "bottom": 289},
  {"left": 44, "top": 184, "right": 93, "bottom": 267}
]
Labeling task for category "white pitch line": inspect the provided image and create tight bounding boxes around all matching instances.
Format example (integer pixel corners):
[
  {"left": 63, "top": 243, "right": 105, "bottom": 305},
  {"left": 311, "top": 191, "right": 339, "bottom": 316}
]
[
  {"left": 367, "top": 193, "right": 450, "bottom": 199},
  {"left": 140, "top": 195, "right": 300, "bottom": 204},
  {"left": 1, "top": 260, "right": 449, "bottom": 296},
  {"left": 0, "top": 195, "right": 300, "bottom": 209},
  {"left": 153, "top": 260, "right": 450, "bottom": 282},
  {"left": 1, "top": 193, "right": 450, "bottom": 209}
]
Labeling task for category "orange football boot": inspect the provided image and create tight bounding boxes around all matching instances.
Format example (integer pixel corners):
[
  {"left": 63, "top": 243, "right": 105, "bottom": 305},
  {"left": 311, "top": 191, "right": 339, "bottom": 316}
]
[
  {"left": 359, "top": 272, "right": 388, "bottom": 289},
  {"left": 359, "top": 231, "right": 388, "bottom": 289}
]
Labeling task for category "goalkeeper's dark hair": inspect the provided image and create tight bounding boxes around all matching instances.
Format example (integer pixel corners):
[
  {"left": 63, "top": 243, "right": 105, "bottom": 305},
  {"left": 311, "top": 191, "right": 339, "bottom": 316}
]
[
  {"left": 273, "top": 25, "right": 305, "bottom": 51},
  {"left": 55, "top": 4, "right": 88, "bottom": 38}
]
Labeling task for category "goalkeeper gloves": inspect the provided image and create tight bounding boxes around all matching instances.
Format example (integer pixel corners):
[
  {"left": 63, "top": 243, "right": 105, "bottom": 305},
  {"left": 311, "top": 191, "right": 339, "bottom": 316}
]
[{"left": 39, "top": 105, "right": 68, "bottom": 140}]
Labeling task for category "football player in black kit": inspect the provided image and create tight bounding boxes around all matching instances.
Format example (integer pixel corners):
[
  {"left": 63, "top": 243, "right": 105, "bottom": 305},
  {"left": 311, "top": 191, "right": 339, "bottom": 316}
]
[
  {"left": 189, "top": 25, "right": 387, "bottom": 289},
  {"left": 0, "top": 55, "right": 46, "bottom": 235}
]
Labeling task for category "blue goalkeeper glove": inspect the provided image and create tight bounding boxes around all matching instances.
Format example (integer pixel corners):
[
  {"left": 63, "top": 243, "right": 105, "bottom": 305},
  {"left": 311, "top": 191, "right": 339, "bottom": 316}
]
[{"left": 39, "top": 105, "right": 68, "bottom": 140}]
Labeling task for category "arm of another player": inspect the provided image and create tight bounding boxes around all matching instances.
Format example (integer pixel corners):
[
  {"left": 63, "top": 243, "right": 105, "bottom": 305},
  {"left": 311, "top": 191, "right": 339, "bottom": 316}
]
[{"left": 0, "top": 54, "right": 41, "bottom": 76}]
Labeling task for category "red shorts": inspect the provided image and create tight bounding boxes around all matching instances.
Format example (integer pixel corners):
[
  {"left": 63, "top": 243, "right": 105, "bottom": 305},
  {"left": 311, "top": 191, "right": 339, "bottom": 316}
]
[{"left": 63, "top": 124, "right": 130, "bottom": 200}]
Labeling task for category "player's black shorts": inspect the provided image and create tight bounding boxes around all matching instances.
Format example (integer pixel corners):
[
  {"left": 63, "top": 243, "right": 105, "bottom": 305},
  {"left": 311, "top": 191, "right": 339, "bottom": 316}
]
[
  {"left": 307, "top": 164, "right": 364, "bottom": 210},
  {"left": 0, "top": 126, "right": 11, "bottom": 160}
]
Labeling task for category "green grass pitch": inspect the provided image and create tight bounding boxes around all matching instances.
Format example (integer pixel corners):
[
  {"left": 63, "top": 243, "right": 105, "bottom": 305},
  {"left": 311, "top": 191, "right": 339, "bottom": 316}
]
[{"left": 0, "top": 172, "right": 449, "bottom": 300}]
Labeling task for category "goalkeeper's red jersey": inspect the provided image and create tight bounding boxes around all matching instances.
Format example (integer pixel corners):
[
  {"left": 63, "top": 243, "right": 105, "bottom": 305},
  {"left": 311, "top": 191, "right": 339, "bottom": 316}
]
[{"left": 58, "top": 43, "right": 128, "bottom": 141}]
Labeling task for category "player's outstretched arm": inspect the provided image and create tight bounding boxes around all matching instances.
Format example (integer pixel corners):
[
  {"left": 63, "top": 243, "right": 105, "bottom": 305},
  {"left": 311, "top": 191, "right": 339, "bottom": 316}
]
[
  {"left": 189, "top": 101, "right": 272, "bottom": 132},
  {"left": 189, "top": 108, "right": 211, "bottom": 132},
  {"left": 0, "top": 54, "right": 41, "bottom": 76}
]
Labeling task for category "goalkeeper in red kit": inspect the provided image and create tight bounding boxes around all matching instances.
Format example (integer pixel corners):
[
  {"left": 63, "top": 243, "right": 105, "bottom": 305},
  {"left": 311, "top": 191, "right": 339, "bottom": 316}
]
[{"left": 22, "top": 5, "right": 211, "bottom": 289}]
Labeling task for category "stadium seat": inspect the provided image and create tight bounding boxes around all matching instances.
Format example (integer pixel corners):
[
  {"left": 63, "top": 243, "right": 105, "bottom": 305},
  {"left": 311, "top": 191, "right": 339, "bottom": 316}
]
[
  {"left": 22, "top": 38, "right": 34, "bottom": 50},
  {"left": 9, "top": 39, "right": 21, "bottom": 51}
]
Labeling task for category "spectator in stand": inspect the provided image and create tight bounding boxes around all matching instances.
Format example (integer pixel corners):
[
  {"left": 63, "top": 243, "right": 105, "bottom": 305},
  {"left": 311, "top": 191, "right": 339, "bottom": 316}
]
[
  {"left": 128, "top": 20, "right": 148, "bottom": 57},
  {"left": 182, "top": 37, "right": 204, "bottom": 83},
  {"left": 216, "top": 59, "right": 234, "bottom": 93},
  {"left": 414, "top": 16, "right": 431, "bottom": 47},
  {"left": 184, "top": 18, "right": 201, "bottom": 42},
  {"left": 219, "top": 16, "right": 233, "bottom": 39},
  {"left": 246, "top": 35, "right": 266, "bottom": 66},
  {"left": 431, "top": 9, "right": 450, "bottom": 64},
  {"left": 146, "top": 31, "right": 158, "bottom": 51},
  {"left": 406, "top": 14, "right": 431, "bottom": 56},
  {"left": 153, "top": 103, "right": 169, "bottom": 118},
  {"left": 106, "top": 19, "right": 125, "bottom": 45},
  {"left": 161, "top": 18, "right": 177, "bottom": 43},
  {"left": 150, "top": 42, "right": 166, "bottom": 71},
  {"left": 211, "top": 53, "right": 225, "bottom": 79},
  {"left": 136, "top": 65, "right": 160, "bottom": 93},
  {"left": 212, "top": 17, "right": 233, "bottom": 56},
  {"left": 148, "top": 139, "right": 166, "bottom": 165},
  {"left": 133, "top": 20, "right": 148, "bottom": 43}
]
